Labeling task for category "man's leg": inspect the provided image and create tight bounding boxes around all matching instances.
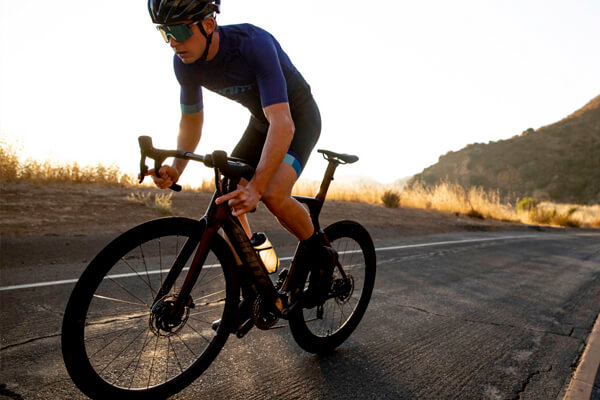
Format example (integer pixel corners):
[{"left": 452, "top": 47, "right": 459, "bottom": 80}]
[
  {"left": 261, "top": 163, "right": 336, "bottom": 307},
  {"left": 260, "top": 163, "right": 313, "bottom": 241}
]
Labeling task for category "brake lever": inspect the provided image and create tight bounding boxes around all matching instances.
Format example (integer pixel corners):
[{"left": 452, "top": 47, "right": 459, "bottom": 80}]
[{"left": 137, "top": 136, "right": 182, "bottom": 191}]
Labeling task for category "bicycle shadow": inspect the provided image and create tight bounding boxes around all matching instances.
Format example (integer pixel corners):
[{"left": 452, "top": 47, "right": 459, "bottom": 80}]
[{"left": 306, "top": 345, "right": 413, "bottom": 399}]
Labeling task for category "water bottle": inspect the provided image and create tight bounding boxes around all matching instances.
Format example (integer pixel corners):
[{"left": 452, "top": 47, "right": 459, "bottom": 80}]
[{"left": 250, "top": 232, "right": 279, "bottom": 274}]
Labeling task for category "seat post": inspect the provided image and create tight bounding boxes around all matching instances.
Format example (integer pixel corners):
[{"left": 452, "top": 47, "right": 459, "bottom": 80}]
[{"left": 315, "top": 160, "right": 339, "bottom": 202}]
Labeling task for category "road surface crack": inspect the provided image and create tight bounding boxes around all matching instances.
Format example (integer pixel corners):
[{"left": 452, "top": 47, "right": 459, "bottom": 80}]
[
  {"left": 0, "top": 332, "right": 61, "bottom": 352},
  {"left": 512, "top": 365, "right": 553, "bottom": 399}
]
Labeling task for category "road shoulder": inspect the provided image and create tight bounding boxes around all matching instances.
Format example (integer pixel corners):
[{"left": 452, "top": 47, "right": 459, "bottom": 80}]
[{"left": 563, "top": 313, "right": 600, "bottom": 399}]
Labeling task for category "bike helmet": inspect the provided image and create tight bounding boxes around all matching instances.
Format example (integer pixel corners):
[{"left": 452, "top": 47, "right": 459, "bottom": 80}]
[{"left": 148, "top": 0, "right": 220, "bottom": 24}]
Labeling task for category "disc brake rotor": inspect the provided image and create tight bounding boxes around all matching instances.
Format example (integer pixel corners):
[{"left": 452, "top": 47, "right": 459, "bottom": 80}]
[{"left": 149, "top": 294, "right": 193, "bottom": 336}]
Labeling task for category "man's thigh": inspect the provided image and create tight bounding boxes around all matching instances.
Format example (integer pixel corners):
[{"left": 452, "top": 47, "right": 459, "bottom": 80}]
[{"left": 263, "top": 163, "right": 298, "bottom": 199}]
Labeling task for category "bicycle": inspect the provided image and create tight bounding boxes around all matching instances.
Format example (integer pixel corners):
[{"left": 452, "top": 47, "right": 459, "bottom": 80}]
[{"left": 61, "top": 136, "right": 377, "bottom": 399}]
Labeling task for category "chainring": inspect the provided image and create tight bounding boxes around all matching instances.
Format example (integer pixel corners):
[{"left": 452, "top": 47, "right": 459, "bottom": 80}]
[{"left": 252, "top": 296, "right": 280, "bottom": 330}]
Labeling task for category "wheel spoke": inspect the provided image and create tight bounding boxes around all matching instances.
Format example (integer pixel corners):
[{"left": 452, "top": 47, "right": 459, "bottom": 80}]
[
  {"left": 105, "top": 274, "right": 151, "bottom": 308},
  {"left": 92, "top": 294, "right": 147, "bottom": 307}
]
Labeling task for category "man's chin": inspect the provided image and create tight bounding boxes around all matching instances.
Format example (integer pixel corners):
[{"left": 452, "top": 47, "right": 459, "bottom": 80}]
[{"left": 177, "top": 53, "right": 198, "bottom": 64}]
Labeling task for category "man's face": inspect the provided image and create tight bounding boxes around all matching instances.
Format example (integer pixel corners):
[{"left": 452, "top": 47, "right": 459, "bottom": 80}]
[{"left": 167, "top": 22, "right": 206, "bottom": 64}]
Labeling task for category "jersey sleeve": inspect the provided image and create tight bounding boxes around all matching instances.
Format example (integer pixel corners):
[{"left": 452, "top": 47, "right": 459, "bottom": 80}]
[
  {"left": 250, "top": 33, "right": 289, "bottom": 108},
  {"left": 174, "top": 55, "right": 203, "bottom": 114}
]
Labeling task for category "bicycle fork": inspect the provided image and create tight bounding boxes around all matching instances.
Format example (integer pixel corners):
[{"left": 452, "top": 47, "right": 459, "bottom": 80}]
[{"left": 150, "top": 193, "right": 227, "bottom": 330}]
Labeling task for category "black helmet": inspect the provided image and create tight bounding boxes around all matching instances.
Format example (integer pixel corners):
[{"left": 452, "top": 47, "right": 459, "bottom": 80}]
[{"left": 148, "top": 0, "right": 220, "bottom": 24}]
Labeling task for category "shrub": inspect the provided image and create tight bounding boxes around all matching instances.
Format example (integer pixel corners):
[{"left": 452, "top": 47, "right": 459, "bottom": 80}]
[
  {"left": 153, "top": 193, "right": 173, "bottom": 215},
  {"left": 127, "top": 191, "right": 153, "bottom": 207},
  {"left": 381, "top": 190, "right": 401, "bottom": 208},
  {"left": 127, "top": 191, "right": 173, "bottom": 215},
  {"left": 517, "top": 197, "right": 538, "bottom": 213},
  {"left": 528, "top": 206, "right": 580, "bottom": 227},
  {"left": 467, "top": 209, "right": 484, "bottom": 219}
]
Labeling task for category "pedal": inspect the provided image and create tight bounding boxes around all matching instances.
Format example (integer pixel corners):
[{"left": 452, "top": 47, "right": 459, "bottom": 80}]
[
  {"left": 235, "top": 318, "right": 254, "bottom": 338},
  {"left": 280, "top": 300, "right": 299, "bottom": 317},
  {"left": 211, "top": 319, "right": 221, "bottom": 332}
]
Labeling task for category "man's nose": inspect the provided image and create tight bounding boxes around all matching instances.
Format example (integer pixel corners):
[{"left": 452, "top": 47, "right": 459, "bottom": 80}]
[{"left": 168, "top": 36, "right": 179, "bottom": 48}]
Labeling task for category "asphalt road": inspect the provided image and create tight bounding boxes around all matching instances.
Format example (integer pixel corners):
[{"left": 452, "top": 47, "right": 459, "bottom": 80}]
[{"left": 1, "top": 229, "right": 599, "bottom": 399}]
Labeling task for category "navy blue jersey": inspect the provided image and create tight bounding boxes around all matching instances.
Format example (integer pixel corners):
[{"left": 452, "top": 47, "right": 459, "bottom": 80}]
[{"left": 175, "top": 24, "right": 311, "bottom": 124}]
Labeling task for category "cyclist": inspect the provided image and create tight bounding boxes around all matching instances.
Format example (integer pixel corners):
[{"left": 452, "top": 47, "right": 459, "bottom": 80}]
[{"left": 146, "top": 0, "right": 335, "bottom": 306}]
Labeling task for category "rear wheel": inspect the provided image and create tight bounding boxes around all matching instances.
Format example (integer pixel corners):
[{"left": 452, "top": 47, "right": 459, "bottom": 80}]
[
  {"left": 62, "top": 217, "right": 238, "bottom": 399},
  {"left": 289, "top": 220, "right": 376, "bottom": 354}
]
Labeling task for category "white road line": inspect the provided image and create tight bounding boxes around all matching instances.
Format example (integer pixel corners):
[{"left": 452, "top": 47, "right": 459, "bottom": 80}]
[
  {"left": 374, "top": 234, "right": 540, "bottom": 252},
  {"left": 0, "top": 234, "right": 540, "bottom": 292}
]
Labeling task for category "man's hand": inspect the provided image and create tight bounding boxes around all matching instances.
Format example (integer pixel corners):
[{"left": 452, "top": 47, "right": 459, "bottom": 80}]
[
  {"left": 215, "top": 184, "right": 260, "bottom": 216},
  {"left": 147, "top": 165, "right": 180, "bottom": 189}
]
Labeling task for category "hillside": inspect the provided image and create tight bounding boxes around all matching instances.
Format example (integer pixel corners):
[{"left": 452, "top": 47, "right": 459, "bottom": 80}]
[{"left": 409, "top": 95, "right": 600, "bottom": 204}]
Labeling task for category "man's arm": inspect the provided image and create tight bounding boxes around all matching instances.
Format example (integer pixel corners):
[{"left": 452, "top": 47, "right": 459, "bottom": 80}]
[
  {"left": 249, "top": 102, "right": 294, "bottom": 197},
  {"left": 215, "top": 102, "right": 294, "bottom": 216},
  {"left": 150, "top": 110, "right": 204, "bottom": 189},
  {"left": 173, "top": 110, "right": 204, "bottom": 174}
]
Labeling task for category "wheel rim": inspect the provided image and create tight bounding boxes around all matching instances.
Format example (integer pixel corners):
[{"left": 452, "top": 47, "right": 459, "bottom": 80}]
[{"left": 81, "top": 233, "right": 227, "bottom": 391}]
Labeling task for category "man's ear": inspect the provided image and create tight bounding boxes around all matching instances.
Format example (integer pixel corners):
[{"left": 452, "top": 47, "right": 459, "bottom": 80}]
[{"left": 202, "top": 17, "right": 217, "bottom": 35}]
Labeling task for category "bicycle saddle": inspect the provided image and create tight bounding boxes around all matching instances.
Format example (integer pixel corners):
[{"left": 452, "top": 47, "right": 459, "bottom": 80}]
[{"left": 318, "top": 149, "right": 359, "bottom": 164}]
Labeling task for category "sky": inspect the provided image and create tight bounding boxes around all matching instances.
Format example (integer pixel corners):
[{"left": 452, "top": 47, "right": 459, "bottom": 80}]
[{"left": 1, "top": 0, "right": 599, "bottom": 185}]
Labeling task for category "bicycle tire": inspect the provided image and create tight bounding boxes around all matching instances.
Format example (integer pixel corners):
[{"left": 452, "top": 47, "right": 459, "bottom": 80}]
[
  {"left": 288, "top": 220, "right": 376, "bottom": 354},
  {"left": 62, "top": 217, "right": 238, "bottom": 399}
]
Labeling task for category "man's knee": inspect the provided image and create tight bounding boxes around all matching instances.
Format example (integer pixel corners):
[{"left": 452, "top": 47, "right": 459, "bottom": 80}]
[{"left": 261, "top": 189, "right": 289, "bottom": 213}]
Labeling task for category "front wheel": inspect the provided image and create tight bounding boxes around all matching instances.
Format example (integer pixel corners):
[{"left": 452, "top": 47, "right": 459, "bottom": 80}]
[
  {"left": 288, "top": 220, "right": 376, "bottom": 353},
  {"left": 62, "top": 217, "right": 238, "bottom": 399}
]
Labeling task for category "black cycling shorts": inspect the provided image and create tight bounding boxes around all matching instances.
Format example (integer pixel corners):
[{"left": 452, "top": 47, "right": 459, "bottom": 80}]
[{"left": 231, "top": 96, "right": 321, "bottom": 178}]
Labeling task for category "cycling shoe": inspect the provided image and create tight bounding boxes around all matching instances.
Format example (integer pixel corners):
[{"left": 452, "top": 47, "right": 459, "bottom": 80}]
[{"left": 303, "top": 245, "right": 338, "bottom": 308}]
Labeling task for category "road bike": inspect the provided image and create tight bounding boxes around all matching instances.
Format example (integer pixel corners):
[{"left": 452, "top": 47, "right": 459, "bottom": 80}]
[{"left": 61, "top": 136, "right": 377, "bottom": 399}]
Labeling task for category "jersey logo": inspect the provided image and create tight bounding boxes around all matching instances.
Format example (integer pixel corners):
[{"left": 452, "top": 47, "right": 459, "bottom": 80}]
[{"left": 216, "top": 84, "right": 254, "bottom": 96}]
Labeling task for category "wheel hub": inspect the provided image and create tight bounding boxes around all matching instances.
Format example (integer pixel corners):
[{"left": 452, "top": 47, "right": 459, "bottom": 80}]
[
  {"left": 334, "top": 274, "right": 354, "bottom": 304},
  {"left": 149, "top": 294, "right": 193, "bottom": 336}
]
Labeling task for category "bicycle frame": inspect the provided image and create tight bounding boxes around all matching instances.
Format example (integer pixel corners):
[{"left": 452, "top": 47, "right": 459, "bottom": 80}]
[
  {"left": 138, "top": 136, "right": 357, "bottom": 323},
  {"left": 153, "top": 177, "right": 284, "bottom": 325}
]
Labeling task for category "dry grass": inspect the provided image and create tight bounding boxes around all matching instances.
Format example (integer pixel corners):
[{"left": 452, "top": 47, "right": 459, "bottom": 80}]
[
  {"left": 1, "top": 139, "right": 134, "bottom": 186},
  {"left": 525, "top": 202, "right": 600, "bottom": 228},
  {"left": 181, "top": 179, "right": 215, "bottom": 192},
  {"left": 292, "top": 179, "right": 394, "bottom": 204},
  {"left": 126, "top": 191, "right": 173, "bottom": 215},
  {"left": 398, "top": 182, "right": 600, "bottom": 228},
  {"left": 0, "top": 139, "right": 215, "bottom": 191},
  {"left": 2, "top": 140, "right": 599, "bottom": 228},
  {"left": 400, "top": 181, "right": 518, "bottom": 222},
  {"left": 293, "top": 179, "right": 600, "bottom": 228}
]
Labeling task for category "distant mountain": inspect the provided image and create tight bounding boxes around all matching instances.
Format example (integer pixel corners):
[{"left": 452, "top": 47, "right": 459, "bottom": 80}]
[{"left": 409, "top": 95, "right": 600, "bottom": 204}]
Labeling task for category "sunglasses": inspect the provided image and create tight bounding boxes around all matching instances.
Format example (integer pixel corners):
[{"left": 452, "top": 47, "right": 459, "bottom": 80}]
[{"left": 156, "top": 22, "right": 198, "bottom": 43}]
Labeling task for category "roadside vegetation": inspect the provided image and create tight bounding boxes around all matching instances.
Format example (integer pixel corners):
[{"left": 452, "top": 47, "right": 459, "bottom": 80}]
[
  {"left": 378, "top": 182, "right": 600, "bottom": 228},
  {"left": 1, "top": 138, "right": 133, "bottom": 186},
  {"left": 126, "top": 191, "right": 174, "bottom": 215},
  {"left": 2, "top": 140, "right": 599, "bottom": 228}
]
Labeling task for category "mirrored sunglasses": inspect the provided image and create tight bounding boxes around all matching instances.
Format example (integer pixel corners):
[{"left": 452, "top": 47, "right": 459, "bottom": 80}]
[{"left": 156, "top": 22, "right": 198, "bottom": 43}]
